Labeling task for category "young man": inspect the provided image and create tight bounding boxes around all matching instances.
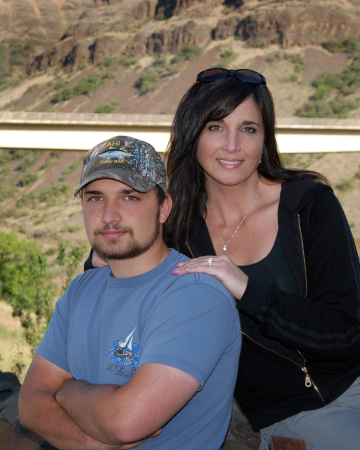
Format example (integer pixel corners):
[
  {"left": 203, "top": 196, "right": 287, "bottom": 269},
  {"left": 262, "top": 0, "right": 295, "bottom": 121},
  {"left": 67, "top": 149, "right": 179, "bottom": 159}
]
[{"left": 19, "top": 136, "right": 241, "bottom": 450}]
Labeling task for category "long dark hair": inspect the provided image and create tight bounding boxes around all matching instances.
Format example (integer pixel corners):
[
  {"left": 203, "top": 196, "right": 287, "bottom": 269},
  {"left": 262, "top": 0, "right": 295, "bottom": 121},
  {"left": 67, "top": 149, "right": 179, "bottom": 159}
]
[{"left": 164, "top": 76, "right": 328, "bottom": 251}]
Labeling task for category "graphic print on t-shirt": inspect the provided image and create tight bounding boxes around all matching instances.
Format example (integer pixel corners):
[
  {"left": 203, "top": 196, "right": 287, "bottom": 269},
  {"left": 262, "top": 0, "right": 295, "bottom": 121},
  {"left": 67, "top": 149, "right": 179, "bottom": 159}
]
[{"left": 108, "top": 326, "right": 139, "bottom": 366}]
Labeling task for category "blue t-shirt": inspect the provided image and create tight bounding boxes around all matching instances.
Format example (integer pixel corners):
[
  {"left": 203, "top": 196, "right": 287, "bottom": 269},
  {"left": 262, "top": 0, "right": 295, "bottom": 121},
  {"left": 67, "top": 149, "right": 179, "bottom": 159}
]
[{"left": 37, "top": 249, "right": 241, "bottom": 449}]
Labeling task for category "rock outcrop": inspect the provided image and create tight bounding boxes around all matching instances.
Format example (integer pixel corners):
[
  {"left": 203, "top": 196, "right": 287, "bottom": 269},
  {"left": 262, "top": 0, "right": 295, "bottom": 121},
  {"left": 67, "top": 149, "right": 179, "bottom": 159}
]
[
  {"left": 213, "top": 1, "right": 360, "bottom": 47},
  {"left": 0, "top": 372, "right": 21, "bottom": 430},
  {"left": 1, "top": 0, "right": 358, "bottom": 73}
]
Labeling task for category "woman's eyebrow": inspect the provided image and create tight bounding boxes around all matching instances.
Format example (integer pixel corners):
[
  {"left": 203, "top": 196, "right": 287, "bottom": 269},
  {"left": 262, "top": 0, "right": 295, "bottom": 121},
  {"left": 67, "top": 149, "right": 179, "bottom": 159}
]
[{"left": 243, "top": 120, "right": 261, "bottom": 126}]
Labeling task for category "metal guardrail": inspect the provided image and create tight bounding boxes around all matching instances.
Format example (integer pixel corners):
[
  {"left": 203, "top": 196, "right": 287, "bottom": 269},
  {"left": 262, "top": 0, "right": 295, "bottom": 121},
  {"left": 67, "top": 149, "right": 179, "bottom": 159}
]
[
  {"left": 1, "top": 111, "right": 360, "bottom": 130},
  {"left": 1, "top": 112, "right": 359, "bottom": 153}
]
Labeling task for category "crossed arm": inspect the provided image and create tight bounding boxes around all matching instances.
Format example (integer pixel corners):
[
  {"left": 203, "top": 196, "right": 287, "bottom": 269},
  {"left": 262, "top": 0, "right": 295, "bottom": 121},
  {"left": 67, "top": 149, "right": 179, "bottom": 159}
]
[{"left": 19, "top": 354, "right": 200, "bottom": 449}]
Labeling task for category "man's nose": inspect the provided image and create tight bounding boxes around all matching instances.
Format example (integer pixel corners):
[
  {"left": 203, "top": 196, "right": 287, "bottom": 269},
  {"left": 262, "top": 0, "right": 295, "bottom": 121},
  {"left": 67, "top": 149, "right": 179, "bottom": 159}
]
[{"left": 102, "top": 201, "right": 122, "bottom": 223}]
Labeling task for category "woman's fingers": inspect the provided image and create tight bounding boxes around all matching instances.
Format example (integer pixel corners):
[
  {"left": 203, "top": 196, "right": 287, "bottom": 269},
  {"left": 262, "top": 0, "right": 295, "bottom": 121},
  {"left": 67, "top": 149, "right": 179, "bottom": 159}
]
[{"left": 173, "top": 255, "right": 248, "bottom": 300}]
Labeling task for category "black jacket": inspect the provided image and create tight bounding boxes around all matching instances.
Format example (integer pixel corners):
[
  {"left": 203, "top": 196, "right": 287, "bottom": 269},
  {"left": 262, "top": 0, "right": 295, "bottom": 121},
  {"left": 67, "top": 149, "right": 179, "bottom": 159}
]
[{"left": 184, "top": 178, "right": 360, "bottom": 431}]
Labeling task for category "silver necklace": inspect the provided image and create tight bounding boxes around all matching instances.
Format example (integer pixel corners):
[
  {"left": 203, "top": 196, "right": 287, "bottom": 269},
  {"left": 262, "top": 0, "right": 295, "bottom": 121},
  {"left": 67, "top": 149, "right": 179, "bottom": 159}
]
[{"left": 206, "top": 184, "right": 259, "bottom": 252}]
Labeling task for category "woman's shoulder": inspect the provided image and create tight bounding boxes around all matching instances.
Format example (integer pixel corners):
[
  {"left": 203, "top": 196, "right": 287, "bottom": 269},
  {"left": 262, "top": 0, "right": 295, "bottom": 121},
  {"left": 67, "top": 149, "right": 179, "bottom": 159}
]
[{"left": 280, "top": 177, "right": 332, "bottom": 214}]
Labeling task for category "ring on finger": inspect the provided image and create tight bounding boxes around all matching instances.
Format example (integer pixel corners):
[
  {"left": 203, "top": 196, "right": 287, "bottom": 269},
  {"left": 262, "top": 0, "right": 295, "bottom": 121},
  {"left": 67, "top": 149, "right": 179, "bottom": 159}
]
[{"left": 207, "top": 258, "right": 214, "bottom": 266}]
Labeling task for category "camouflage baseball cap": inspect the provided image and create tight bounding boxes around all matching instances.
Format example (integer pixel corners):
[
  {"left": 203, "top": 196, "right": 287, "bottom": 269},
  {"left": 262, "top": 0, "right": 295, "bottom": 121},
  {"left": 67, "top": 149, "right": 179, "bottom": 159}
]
[{"left": 74, "top": 136, "right": 166, "bottom": 197}]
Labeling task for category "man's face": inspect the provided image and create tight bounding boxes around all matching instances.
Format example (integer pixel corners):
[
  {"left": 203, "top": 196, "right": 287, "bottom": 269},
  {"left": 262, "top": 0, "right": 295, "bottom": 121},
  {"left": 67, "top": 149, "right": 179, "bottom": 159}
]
[{"left": 82, "top": 178, "right": 168, "bottom": 260}]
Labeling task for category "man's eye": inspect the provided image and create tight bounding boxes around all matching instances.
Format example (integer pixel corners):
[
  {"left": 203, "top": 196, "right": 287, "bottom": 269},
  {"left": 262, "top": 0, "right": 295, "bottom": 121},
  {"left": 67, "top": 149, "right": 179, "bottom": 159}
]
[
  {"left": 125, "top": 196, "right": 138, "bottom": 201},
  {"left": 89, "top": 196, "right": 103, "bottom": 202}
]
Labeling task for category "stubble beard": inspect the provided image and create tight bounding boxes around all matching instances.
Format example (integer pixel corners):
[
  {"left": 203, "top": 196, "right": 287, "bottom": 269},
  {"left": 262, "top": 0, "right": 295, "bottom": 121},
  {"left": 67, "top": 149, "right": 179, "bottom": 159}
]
[{"left": 90, "top": 210, "right": 160, "bottom": 261}]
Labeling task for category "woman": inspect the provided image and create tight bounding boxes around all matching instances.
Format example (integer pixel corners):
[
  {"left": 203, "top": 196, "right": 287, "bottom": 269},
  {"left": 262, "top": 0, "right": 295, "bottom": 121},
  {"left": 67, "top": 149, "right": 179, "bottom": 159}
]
[{"left": 166, "top": 68, "right": 360, "bottom": 449}]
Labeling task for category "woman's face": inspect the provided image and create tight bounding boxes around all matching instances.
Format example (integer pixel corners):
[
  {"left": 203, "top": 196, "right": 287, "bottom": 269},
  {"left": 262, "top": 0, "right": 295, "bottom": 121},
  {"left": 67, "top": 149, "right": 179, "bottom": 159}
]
[{"left": 196, "top": 96, "right": 264, "bottom": 189}]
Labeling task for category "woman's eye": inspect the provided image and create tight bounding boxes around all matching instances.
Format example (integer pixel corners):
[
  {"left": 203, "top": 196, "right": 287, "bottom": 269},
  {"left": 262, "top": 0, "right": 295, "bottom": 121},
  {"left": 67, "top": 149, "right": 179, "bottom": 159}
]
[
  {"left": 243, "top": 127, "right": 255, "bottom": 133},
  {"left": 208, "top": 124, "right": 222, "bottom": 131}
]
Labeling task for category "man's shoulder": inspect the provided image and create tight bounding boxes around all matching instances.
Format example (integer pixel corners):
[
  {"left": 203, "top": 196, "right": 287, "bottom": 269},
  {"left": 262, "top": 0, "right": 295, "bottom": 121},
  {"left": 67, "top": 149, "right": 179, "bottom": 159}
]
[
  {"left": 165, "top": 250, "right": 237, "bottom": 310},
  {"left": 67, "top": 266, "right": 111, "bottom": 294}
]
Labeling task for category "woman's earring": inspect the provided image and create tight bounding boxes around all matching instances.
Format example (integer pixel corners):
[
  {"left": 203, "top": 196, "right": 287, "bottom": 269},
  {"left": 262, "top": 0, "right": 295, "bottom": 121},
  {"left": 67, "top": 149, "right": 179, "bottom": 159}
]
[{"left": 259, "top": 159, "right": 262, "bottom": 165}]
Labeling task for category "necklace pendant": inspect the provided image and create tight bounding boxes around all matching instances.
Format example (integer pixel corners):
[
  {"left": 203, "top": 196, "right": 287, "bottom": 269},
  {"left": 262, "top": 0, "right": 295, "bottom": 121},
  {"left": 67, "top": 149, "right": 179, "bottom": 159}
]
[{"left": 223, "top": 245, "right": 227, "bottom": 251}]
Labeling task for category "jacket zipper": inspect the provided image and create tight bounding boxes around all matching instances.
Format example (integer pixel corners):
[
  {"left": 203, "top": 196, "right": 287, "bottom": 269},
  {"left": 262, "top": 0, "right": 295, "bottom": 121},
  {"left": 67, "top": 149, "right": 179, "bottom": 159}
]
[
  {"left": 242, "top": 332, "right": 325, "bottom": 405},
  {"left": 186, "top": 241, "right": 195, "bottom": 258},
  {"left": 296, "top": 214, "right": 325, "bottom": 404}
]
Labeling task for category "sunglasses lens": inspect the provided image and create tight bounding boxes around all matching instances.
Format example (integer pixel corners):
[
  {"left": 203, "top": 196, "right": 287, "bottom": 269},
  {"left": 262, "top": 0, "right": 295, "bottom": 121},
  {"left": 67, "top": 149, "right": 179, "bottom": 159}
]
[
  {"left": 235, "top": 70, "right": 265, "bottom": 84},
  {"left": 198, "top": 68, "right": 229, "bottom": 82}
]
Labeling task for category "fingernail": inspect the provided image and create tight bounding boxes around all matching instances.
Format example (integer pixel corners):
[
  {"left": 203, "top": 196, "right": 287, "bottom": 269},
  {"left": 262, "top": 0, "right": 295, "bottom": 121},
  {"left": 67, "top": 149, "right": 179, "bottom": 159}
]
[
  {"left": 177, "top": 262, "right": 184, "bottom": 266},
  {"left": 173, "top": 269, "right": 179, "bottom": 274}
]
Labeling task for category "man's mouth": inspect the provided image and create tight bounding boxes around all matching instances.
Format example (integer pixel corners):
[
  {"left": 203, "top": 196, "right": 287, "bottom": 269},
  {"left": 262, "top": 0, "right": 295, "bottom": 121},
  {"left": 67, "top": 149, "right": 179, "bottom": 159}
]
[
  {"left": 95, "top": 225, "right": 131, "bottom": 240},
  {"left": 100, "top": 230, "right": 127, "bottom": 239}
]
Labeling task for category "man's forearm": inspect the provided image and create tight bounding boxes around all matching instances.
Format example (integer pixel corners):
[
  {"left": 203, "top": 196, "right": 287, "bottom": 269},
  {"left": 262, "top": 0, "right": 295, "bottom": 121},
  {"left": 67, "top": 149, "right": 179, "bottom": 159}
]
[
  {"left": 19, "top": 383, "right": 121, "bottom": 450},
  {"left": 56, "top": 379, "right": 128, "bottom": 444}
]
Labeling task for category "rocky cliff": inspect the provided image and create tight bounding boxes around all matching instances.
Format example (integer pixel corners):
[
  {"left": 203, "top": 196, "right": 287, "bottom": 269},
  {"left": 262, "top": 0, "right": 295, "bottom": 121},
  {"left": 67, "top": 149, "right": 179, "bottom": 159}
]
[{"left": 1, "top": 0, "right": 360, "bottom": 118}]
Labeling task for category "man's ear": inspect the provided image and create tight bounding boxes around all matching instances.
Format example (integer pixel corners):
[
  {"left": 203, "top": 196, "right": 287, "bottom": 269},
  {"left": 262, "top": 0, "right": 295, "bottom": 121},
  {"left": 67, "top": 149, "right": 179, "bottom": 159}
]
[{"left": 159, "top": 193, "right": 173, "bottom": 224}]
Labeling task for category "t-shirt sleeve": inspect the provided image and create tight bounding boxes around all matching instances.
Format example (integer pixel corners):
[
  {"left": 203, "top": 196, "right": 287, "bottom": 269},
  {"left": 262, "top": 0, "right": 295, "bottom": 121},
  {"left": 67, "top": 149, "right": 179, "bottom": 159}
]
[
  {"left": 36, "top": 287, "right": 72, "bottom": 373},
  {"left": 139, "top": 279, "right": 241, "bottom": 387}
]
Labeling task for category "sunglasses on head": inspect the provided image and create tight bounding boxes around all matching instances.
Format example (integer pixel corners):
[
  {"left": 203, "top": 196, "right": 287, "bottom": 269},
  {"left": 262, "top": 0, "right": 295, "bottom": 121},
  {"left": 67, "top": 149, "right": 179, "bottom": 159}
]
[{"left": 196, "top": 68, "right": 266, "bottom": 85}]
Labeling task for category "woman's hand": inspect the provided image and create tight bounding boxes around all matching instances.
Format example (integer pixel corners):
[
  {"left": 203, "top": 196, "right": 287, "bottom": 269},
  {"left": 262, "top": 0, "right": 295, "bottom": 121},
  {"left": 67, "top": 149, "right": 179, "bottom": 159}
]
[
  {"left": 173, "top": 255, "right": 248, "bottom": 300},
  {"left": 92, "top": 250, "right": 109, "bottom": 268}
]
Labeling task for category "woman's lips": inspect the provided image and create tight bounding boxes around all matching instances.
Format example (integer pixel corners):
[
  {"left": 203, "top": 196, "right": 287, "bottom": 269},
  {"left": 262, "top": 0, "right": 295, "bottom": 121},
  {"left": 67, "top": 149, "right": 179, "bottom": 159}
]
[{"left": 217, "top": 158, "right": 243, "bottom": 168}]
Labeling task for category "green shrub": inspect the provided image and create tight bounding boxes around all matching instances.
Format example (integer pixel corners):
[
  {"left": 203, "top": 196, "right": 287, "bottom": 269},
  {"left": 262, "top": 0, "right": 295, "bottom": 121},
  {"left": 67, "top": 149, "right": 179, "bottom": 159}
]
[
  {"left": 57, "top": 241, "right": 88, "bottom": 292},
  {"left": 270, "top": 36, "right": 280, "bottom": 44},
  {"left": 118, "top": 57, "right": 136, "bottom": 67},
  {"left": 17, "top": 182, "right": 72, "bottom": 209},
  {"left": 95, "top": 100, "right": 119, "bottom": 113},
  {"left": 16, "top": 190, "right": 39, "bottom": 209},
  {"left": 59, "top": 157, "right": 83, "bottom": 182},
  {"left": 103, "top": 57, "right": 114, "bottom": 67},
  {"left": 321, "top": 38, "right": 360, "bottom": 55},
  {"left": 16, "top": 158, "right": 33, "bottom": 172},
  {"left": 17, "top": 173, "right": 38, "bottom": 187},
  {"left": 1, "top": 208, "right": 28, "bottom": 219},
  {"left": 284, "top": 54, "right": 305, "bottom": 74},
  {"left": 1, "top": 166, "right": 10, "bottom": 176},
  {"left": 172, "top": 43, "right": 202, "bottom": 64},
  {"left": 336, "top": 177, "right": 355, "bottom": 192},
  {"left": 136, "top": 70, "right": 160, "bottom": 95},
  {"left": 102, "top": 71, "right": 115, "bottom": 80},
  {"left": 0, "top": 184, "right": 18, "bottom": 203},
  {"left": 39, "top": 182, "right": 72, "bottom": 205},
  {"left": 153, "top": 56, "right": 166, "bottom": 67},
  {"left": 218, "top": 49, "right": 236, "bottom": 68},
  {"left": 40, "top": 151, "right": 62, "bottom": 170},
  {"left": 52, "top": 72, "right": 106, "bottom": 103}
]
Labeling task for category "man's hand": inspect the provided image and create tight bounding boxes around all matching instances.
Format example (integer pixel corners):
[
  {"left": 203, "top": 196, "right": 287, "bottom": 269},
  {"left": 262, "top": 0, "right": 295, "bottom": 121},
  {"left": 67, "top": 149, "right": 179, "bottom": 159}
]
[{"left": 92, "top": 249, "right": 109, "bottom": 268}]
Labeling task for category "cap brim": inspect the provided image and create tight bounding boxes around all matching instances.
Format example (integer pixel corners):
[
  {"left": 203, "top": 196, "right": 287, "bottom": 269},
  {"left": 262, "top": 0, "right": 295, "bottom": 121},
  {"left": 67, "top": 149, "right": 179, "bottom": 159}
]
[{"left": 74, "top": 168, "right": 157, "bottom": 197}]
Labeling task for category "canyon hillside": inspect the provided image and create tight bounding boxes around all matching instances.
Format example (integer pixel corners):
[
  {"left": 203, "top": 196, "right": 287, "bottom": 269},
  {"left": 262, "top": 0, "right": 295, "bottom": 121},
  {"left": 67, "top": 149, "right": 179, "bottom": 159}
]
[{"left": 0, "top": 0, "right": 360, "bottom": 118}]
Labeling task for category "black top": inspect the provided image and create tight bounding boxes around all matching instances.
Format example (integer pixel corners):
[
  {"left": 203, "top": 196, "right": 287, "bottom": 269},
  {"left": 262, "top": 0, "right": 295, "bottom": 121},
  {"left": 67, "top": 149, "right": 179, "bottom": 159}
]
[{"left": 240, "top": 233, "right": 298, "bottom": 299}]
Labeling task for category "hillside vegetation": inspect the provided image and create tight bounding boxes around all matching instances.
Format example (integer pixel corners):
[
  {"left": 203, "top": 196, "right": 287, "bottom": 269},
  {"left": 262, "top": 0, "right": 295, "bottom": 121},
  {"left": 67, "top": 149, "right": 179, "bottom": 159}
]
[{"left": 0, "top": 0, "right": 360, "bottom": 118}]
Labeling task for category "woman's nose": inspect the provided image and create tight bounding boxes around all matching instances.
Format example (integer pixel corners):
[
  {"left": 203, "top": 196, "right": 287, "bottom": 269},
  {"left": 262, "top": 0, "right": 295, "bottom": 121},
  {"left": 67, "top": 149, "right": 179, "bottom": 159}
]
[{"left": 222, "top": 130, "right": 241, "bottom": 153}]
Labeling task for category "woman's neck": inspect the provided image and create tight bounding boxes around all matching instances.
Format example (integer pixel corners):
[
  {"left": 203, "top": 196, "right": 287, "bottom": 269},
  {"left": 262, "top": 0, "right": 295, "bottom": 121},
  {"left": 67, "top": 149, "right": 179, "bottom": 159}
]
[{"left": 205, "top": 175, "right": 261, "bottom": 223}]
